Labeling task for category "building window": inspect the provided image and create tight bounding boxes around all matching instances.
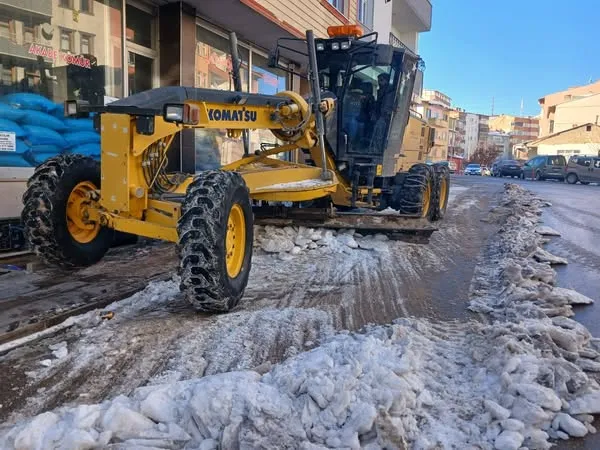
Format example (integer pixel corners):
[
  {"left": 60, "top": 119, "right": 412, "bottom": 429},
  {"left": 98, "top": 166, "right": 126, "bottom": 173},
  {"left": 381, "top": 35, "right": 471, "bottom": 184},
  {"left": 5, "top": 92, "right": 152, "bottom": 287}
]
[
  {"left": 80, "top": 34, "right": 93, "bottom": 54},
  {"left": 586, "top": 125, "right": 592, "bottom": 132},
  {"left": 328, "top": 0, "right": 345, "bottom": 13},
  {"left": 549, "top": 120, "right": 554, "bottom": 134},
  {"left": 358, "top": 0, "right": 374, "bottom": 29},
  {"left": 126, "top": 4, "right": 154, "bottom": 49},
  {"left": 60, "top": 29, "right": 73, "bottom": 52},
  {"left": 81, "top": 0, "right": 93, "bottom": 14},
  {"left": 59, "top": 0, "right": 73, "bottom": 8},
  {"left": 23, "top": 26, "right": 35, "bottom": 44}
]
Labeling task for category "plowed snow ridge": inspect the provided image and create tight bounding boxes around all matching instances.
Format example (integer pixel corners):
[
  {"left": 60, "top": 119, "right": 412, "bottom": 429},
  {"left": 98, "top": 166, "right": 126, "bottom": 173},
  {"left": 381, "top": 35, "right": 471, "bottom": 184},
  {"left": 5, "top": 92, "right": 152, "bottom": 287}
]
[{"left": 1, "top": 184, "right": 600, "bottom": 450}]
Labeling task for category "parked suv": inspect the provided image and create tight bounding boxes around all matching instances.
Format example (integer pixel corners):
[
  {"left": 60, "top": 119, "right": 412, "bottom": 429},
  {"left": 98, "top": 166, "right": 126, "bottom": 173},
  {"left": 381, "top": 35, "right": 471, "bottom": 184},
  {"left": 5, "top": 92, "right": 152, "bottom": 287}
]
[
  {"left": 565, "top": 155, "right": 600, "bottom": 184},
  {"left": 521, "top": 155, "right": 567, "bottom": 181}
]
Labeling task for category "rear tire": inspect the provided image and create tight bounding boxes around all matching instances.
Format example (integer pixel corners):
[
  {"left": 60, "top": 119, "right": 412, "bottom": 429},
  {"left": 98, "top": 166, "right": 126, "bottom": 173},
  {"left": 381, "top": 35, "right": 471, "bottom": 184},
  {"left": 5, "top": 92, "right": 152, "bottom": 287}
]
[
  {"left": 386, "top": 163, "right": 434, "bottom": 219},
  {"left": 535, "top": 171, "right": 544, "bottom": 181},
  {"left": 21, "top": 154, "right": 113, "bottom": 269},
  {"left": 431, "top": 164, "right": 450, "bottom": 221},
  {"left": 177, "top": 170, "right": 253, "bottom": 313}
]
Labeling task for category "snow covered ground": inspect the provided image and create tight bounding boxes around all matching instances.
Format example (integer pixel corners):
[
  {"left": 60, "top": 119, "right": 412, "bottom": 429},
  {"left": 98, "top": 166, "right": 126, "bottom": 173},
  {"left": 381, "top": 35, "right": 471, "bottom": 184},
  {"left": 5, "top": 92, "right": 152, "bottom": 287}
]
[{"left": 1, "top": 183, "right": 600, "bottom": 449}]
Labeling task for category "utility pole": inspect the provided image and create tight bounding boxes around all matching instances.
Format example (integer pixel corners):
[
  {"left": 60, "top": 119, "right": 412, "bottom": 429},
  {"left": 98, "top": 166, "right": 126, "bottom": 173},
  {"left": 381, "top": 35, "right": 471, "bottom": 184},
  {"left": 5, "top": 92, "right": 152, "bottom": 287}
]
[{"left": 491, "top": 96, "right": 495, "bottom": 116}]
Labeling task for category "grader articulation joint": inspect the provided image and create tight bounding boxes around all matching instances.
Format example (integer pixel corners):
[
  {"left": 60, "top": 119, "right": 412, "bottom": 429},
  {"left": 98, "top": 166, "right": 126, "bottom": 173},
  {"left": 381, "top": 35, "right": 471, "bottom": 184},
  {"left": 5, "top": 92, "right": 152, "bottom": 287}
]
[{"left": 21, "top": 26, "right": 450, "bottom": 313}]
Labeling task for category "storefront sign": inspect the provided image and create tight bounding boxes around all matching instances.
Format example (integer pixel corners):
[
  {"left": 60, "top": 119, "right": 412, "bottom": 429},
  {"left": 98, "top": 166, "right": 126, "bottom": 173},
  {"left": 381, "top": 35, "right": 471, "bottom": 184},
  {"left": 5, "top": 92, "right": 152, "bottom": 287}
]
[
  {"left": 28, "top": 44, "right": 92, "bottom": 69},
  {"left": 0, "top": 132, "right": 16, "bottom": 152}
]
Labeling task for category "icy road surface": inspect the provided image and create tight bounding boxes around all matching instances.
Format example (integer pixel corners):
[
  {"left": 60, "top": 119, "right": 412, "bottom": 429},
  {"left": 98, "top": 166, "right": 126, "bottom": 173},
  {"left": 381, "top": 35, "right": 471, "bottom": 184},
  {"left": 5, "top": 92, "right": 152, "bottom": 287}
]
[{"left": 1, "top": 180, "right": 599, "bottom": 450}]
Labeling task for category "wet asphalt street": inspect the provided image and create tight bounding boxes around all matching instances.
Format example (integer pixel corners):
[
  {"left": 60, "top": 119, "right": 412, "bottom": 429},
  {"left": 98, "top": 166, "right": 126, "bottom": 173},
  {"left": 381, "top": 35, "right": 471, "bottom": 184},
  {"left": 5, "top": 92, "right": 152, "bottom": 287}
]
[
  {"left": 454, "top": 174, "right": 600, "bottom": 450},
  {"left": 454, "top": 175, "right": 600, "bottom": 337}
]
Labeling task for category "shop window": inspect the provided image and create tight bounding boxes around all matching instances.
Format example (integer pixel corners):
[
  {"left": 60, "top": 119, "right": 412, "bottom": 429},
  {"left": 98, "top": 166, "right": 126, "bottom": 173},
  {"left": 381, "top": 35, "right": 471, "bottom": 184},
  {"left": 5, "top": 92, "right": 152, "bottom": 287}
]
[
  {"left": 194, "top": 26, "right": 250, "bottom": 170},
  {"left": 81, "top": 0, "right": 93, "bottom": 14},
  {"left": 0, "top": 0, "right": 124, "bottom": 112},
  {"left": 126, "top": 4, "right": 154, "bottom": 49},
  {"left": 250, "top": 52, "right": 288, "bottom": 155}
]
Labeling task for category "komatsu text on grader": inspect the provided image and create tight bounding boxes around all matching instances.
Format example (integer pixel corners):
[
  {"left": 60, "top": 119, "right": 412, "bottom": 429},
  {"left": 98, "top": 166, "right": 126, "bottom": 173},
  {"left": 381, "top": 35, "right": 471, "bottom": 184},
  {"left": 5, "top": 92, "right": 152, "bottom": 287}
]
[{"left": 22, "top": 25, "right": 450, "bottom": 313}]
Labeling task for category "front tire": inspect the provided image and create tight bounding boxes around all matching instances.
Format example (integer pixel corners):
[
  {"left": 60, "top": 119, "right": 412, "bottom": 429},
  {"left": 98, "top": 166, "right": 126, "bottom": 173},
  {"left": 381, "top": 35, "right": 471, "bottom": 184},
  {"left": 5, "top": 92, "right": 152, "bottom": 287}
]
[
  {"left": 177, "top": 170, "right": 254, "bottom": 313},
  {"left": 535, "top": 171, "right": 544, "bottom": 181},
  {"left": 431, "top": 164, "right": 450, "bottom": 221},
  {"left": 21, "top": 154, "right": 113, "bottom": 269}
]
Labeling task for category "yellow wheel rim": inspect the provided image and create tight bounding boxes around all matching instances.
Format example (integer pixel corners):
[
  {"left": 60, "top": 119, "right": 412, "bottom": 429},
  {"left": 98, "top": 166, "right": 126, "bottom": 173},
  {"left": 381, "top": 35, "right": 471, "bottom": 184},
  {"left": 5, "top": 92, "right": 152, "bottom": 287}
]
[
  {"left": 422, "top": 179, "right": 432, "bottom": 218},
  {"left": 66, "top": 181, "right": 100, "bottom": 244},
  {"left": 226, "top": 203, "right": 246, "bottom": 278},
  {"left": 439, "top": 176, "right": 448, "bottom": 209}
]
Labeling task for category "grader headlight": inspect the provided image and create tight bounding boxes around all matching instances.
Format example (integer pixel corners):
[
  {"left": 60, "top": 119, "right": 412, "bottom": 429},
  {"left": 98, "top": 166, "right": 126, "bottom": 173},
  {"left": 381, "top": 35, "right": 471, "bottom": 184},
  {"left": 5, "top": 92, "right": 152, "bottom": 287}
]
[{"left": 163, "top": 103, "right": 200, "bottom": 125}]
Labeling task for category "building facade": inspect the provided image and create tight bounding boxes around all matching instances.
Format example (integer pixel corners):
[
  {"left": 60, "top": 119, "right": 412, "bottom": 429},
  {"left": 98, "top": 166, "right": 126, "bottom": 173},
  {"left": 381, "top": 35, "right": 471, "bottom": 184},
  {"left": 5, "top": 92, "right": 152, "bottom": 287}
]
[
  {"left": 464, "top": 113, "right": 479, "bottom": 159},
  {"left": 489, "top": 114, "right": 540, "bottom": 147},
  {"left": 485, "top": 131, "right": 511, "bottom": 159},
  {"left": 551, "top": 93, "right": 600, "bottom": 134},
  {"left": 420, "top": 97, "right": 449, "bottom": 163},
  {"left": 526, "top": 123, "right": 600, "bottom": 160},
  {"left": 538, "top": 80, "right": 600, "bottom": 137}
]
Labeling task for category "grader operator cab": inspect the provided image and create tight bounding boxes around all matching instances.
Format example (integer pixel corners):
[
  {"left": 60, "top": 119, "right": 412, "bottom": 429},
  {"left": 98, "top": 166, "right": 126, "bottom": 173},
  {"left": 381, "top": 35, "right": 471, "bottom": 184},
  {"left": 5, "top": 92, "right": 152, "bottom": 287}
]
[{"left": 21, "top": 26, "right": 450, "bottom": 313}]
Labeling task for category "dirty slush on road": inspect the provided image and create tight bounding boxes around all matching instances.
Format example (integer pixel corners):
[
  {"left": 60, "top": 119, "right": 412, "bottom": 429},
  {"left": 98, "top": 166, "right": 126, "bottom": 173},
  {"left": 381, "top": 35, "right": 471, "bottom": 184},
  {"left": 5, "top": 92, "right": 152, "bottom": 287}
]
[{"left": 1, "top": 183, "right": 600, "bottom": 450}]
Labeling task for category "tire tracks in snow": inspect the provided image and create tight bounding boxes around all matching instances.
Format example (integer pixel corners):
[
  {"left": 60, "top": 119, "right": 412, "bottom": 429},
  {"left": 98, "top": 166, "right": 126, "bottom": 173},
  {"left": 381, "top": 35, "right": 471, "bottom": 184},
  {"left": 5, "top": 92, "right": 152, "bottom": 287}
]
[{"left": 0, "top": 181, "right": 498, "bottom": 424}]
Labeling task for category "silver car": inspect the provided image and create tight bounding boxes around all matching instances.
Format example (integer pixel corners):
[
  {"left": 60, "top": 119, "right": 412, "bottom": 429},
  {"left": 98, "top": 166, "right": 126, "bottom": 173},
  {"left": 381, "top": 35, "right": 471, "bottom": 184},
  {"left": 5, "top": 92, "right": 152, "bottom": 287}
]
[{"left": 464, "top": 164, "right": 482, "bottom": 175}]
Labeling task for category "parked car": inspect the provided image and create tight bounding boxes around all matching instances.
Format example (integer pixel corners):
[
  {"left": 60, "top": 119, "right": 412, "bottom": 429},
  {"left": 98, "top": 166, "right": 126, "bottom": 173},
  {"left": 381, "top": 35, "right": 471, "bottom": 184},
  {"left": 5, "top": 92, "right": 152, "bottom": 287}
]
[
  {"left": 494, "top": 159, "right": 522, "bottom": 178},
  {"left": 464, "top": 164, "right": 482, "bottom": 176},
  {"left": 520, "top": 155, "right": 567, "bottom": 181},
  {"left": 565, "top": 155, "right": 600, "bottom": 184}
]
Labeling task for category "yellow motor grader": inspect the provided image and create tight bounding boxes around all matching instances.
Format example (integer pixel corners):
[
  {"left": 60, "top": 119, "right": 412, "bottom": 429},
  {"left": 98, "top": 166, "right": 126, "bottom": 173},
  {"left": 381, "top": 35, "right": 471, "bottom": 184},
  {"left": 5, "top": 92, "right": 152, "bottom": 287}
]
[{"left": 21, "top": 26, "right": 450, "bottom": 312}]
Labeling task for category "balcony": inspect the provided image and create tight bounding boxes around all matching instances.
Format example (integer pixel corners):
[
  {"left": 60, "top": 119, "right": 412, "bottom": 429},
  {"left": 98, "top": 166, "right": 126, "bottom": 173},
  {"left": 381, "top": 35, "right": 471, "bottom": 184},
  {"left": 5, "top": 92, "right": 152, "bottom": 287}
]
[
  {"left": 392, "top": 0, "right": 432, "bottom": 33},
  {"left": 0, "top": 37, "right": 41, "bottom": 61},
  {"left": 428, "top": 118, "right": 448, "bottom": 128},
  {"left": 0, "top": 0, "right": 52, "bottom": 17}
]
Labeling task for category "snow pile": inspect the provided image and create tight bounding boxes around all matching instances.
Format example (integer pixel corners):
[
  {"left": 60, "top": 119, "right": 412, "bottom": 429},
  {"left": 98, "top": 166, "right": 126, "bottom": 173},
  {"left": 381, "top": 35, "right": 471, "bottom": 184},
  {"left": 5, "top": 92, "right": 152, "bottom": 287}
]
[
  {"left": 2, "top": 317, "right": 599, "bottom": 450},
  {"left": 254, "top": 225, "right": 390, "bottom": 258},
  {"left": 2, "top": 183, "right": 600, "bottom": 449},
  {"left": 469, "top": 183, "right": 595, "bottom": 321}
]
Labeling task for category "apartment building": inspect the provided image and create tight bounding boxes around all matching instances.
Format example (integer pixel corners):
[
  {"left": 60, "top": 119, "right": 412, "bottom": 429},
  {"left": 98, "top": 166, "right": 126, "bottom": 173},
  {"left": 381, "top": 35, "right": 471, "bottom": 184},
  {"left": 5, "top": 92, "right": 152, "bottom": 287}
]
[
  {"left": 464, "top": 113, "right": 479, "bottom": 159},
  {"left": 489, "top": 114, "right": 540, "bottom": 147},
  {"left": 538, "top": 80, "right": 600, "bottom": 137},
  {"left": 486, "top": 131, "right": 511, "bottom": 159},
  {"left": 419, "top": 90, "right": 451, "bottom": 163}
]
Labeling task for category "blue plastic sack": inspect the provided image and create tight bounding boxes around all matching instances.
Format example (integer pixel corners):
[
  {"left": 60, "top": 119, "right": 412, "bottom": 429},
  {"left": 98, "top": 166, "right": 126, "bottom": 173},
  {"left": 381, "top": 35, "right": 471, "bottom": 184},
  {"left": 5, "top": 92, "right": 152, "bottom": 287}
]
[
  {"left": 20, "top": 110, "right": 68, "bottom": 131},
  {"left": 28, "top": 144, "right": 62, "bottom": 155},
  {"left": 0, "top": 103, "right": 26, "bottom": 121},
  {"left": 0, "top": 118, "right": 25, "bottom": 137},
  {"left": 63, "top": 118, "right": 94, "bottom": 131},
  {"left": 71, "top": 143, "right": 100, "bottom": 158},
  {"left": 63, "top": 131, "right": 100, "bottom": 147},
  {"left": 1, "top": 93, "right": 58, "bottom": 113},
  {"left": 22, "top": 125, "right": 68, "bottom": 148},
  {"left": 0, "top": 139, "right": 31, "bottom": 167},
  {"left": 28, "top": 151, "right": 64, "bottom": 166}
]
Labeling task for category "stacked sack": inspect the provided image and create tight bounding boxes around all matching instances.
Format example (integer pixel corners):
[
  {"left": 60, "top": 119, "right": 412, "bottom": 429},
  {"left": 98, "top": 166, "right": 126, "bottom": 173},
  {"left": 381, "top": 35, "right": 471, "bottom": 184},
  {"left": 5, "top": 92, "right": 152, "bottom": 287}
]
[{"left": 0, "top": 92, "right": 101, "bottom": 168}]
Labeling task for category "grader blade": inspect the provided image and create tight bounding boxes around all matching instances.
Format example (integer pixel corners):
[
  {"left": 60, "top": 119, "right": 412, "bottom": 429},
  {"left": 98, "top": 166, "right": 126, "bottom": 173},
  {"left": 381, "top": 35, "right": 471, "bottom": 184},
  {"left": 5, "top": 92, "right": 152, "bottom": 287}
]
[{"left": 252, "top": 206, "right": 437, "bottom": 244}]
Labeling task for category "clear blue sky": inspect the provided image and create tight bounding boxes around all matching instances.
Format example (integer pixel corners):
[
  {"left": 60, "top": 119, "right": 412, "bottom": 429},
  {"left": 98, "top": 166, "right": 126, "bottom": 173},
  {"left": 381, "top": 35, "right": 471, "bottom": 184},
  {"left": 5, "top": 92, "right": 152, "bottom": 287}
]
[{"left": 418, "top": 0, "right": 599, "bottom": 117}]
